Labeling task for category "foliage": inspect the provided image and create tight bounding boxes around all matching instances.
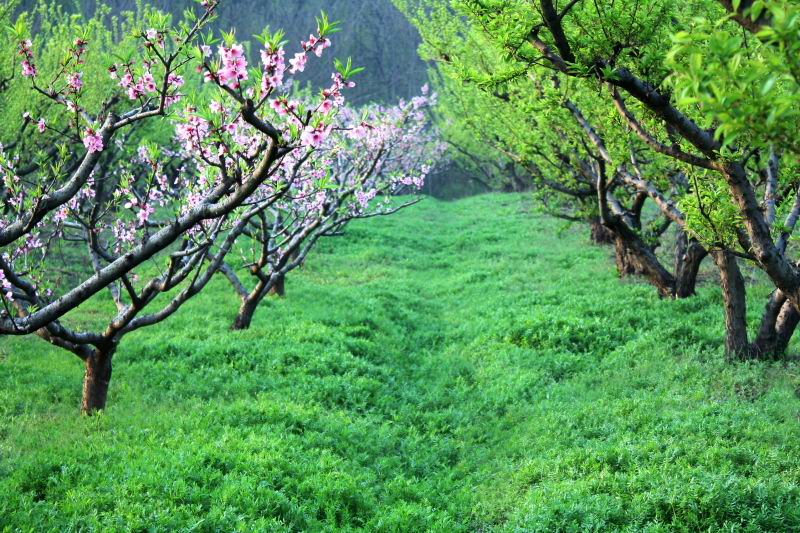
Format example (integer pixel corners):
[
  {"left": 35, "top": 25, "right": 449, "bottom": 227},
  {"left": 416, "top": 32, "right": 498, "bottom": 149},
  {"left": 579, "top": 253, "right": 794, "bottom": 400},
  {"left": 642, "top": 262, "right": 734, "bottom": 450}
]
[
  {"left": 395, "top": 0, "right": 800, "bottom": 246},
  {"left": 667, "top": 1, "right": 800, "bottom": 153}
]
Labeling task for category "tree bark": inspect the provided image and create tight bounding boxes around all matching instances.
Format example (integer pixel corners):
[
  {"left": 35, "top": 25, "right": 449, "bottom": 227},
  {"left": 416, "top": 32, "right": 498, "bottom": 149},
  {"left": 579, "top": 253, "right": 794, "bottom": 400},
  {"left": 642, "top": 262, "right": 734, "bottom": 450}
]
[
  {"left": 269, "top": 274, "right": 286, "bottom": 297},
  {"left": 590, "top": 217, "right": 614, "bottom": 245},
  {"left": 232, "top": 296, "right": 259, "bottom": 330},
  {"left": 611, "top": 230, "right": 676, "bottom": 298},
  {"left": 772, "top": 301, "right": 800, "bottom": 357},
  {"left": 750, "top": 291, "right": 800, "bottom": 359},
  {"left": 674, "top": 231, "right": 707, "bottom": 298},
  {"left": 614, "top": 237, "right": 644, "bottom": 277},
  {"left": 81, "top": 345, "right": 115, "bottom": 415},
  {"left": 711, "top": 250, "right": 749, "bottom": 360}
]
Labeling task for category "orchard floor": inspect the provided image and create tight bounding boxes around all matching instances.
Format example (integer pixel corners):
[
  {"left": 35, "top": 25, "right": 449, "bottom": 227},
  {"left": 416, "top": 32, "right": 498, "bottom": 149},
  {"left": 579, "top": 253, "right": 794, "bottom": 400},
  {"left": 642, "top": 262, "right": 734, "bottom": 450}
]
[{"left": 2, "top": 194, "right": 800, "bottom": 531}]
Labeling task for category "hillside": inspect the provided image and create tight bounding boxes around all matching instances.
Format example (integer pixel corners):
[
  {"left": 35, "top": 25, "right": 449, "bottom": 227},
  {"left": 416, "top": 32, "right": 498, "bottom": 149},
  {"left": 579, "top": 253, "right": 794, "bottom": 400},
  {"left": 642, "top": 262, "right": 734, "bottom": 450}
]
[
  {"left": 2, "top": 195, "right": 800, "bottom": 530},
  {"left": 16, "top": 0, "right": 428, "bottom": 104}
]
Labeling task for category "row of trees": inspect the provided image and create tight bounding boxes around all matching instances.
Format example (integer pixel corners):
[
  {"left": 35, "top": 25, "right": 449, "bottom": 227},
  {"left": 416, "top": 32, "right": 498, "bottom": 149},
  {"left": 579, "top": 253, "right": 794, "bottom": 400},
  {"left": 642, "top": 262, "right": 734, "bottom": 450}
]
[
  {"left": 0, "top": 0, "right": 443, "bottom": 413},
  {"left": 395, "top": 0, "right": 800, "bottom": 360}
]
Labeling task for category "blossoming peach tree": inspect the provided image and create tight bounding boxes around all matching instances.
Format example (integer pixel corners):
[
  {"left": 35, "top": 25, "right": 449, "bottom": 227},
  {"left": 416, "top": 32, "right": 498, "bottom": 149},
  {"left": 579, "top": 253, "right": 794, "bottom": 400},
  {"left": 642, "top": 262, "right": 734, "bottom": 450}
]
[
  {"left": 219, "top": 86, "right": 446, "bottom": 329},
  {"left": 0, "top": 2, "right": 386, "bottom": 413}
]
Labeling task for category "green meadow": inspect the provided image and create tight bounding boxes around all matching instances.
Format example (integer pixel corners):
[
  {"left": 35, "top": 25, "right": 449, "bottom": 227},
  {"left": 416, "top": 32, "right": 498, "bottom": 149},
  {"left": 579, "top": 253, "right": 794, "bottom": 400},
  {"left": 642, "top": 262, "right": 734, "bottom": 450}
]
[{"left": 2, "top": 194, "right": 800, "bottom": 531}]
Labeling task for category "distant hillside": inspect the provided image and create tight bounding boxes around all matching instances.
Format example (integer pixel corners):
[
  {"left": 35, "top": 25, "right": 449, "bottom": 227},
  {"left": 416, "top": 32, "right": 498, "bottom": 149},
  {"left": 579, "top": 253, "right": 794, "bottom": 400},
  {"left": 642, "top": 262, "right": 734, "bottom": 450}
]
[{"left": 17, "top": 0, "right": 429, "bottom": 104}]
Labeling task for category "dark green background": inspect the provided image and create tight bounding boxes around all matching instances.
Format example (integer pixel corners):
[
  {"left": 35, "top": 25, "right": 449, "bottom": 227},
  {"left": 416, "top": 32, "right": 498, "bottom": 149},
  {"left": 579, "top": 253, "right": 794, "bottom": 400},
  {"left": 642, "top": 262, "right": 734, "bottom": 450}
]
[{"left": 18, "top": 0, "right": 429, "bottom": 104}]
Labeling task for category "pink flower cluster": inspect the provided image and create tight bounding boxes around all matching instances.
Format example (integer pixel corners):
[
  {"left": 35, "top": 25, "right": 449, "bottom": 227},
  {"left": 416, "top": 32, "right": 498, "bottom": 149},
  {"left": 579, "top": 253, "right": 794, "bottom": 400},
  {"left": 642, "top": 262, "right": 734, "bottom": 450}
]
[
  {"left": 53, "top": 206, "right": 68, "bottom": 223},
  {"left": 83, "top": 130, "right": 104, "bottom": 153},
  {"left": 318, "top": 99, "right": 334, "bottom": 115},
  {"left": 288, "top": 33, "right": 330, "bottom": 75},
  {"left": 300, "top": 125, "right": 331, "bottom": 148},
  {"left": 114, "top": 63, "right": 158, "bottom": 100},
  {"left": 72, "top": 38, "right": 88, "bottom": 64},
  {"left": 270, "top": 73, "right": 354, "bottom": 149},
  {"left": 288, "top": 52, "right": 307, "bottom": 74},
  {"left": 68, "top": 72, "right": 83, "bottom": 92},
  {"left": 270, "top": 98, "right": 299, "bottom": 117},
  {"left": 0, "top": 268, "right": 13, "bottom": 301},
  {"left": 112, "top": 220, "right": 136, "bottom": 248},
  {"left": 14, "top": 233, "right": 43, "bottom": 259},
  {"left": 301, "top": 33, "right": 331, "bottom": 58},
  {"left": 168, "top": 73, "right": 185, "bottom": 88},
  {"left": 356, "top": 189, "right": 377, "bottom": 208},
  {"left": 217, "top": 44, "right": 248, "bottom": 89},
  {"left": 260, "top": 46, "right": 286, "bottom": 93},
  {"left": 19, "top": 40, "right": 37, "bottom": 78},
  {"left": 108, "top": 159, "right": 172, "bottom": 248},
  {"left": 144, "top": 28, "right": 165, "bottom": 49},
  {"left": 323, "top": 73, "right": 353, "bottom": 107},
  {"left": 175, "top": 107, "right": 211, "bottom": 152},
  {"left": 124, "top": 197, "right": 156, "bottom": 226}
]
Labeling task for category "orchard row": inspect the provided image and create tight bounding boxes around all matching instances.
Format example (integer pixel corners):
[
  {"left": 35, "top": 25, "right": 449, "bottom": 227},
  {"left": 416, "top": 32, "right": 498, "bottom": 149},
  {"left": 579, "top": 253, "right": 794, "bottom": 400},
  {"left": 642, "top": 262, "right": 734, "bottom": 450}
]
[{"left": 0, "top": 1, "right": 444, "bottom": 413}]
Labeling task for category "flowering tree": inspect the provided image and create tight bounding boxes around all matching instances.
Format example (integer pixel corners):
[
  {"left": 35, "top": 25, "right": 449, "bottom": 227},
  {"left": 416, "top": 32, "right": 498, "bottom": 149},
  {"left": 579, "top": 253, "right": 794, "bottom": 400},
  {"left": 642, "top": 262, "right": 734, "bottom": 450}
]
[
  {"left": 219, "top": 86, "right": 445, "bottom": 329},
  {"left": 0, "top": 2, "right": 361, "bottom": 413}
]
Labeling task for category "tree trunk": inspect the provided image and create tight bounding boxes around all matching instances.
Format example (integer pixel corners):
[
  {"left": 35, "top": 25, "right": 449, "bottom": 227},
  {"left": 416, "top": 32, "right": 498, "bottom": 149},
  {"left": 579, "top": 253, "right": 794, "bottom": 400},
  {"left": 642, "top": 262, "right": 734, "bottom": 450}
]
[
  {"left": 590, "top": 218, "right": 614, "bottom": 245},
  {"left": 773, "top": 300, "right": 800, "bottom": 356},
  {"left": 611, "top": 231, "right": 676, "bottom": 298},
  {"left": 750, "top": 291, "right": 800, "bottom": 359},
  {"left": 674, "top": 231, "right": 707, "bottom": 298},
  {"left": 269, "top": 274, "right": 286, "bottom": 297},
  {"left": 750, "top": 291, "right": 785, "bottom": 358},
  {"left": 81, "top": 346, "right": 115, "bottom": 415},
  {"left": 232, "top": 296, "right": 259, "bottom": 330},
  {"left": 711, "top": 250, "right": 749, "bottom": 360},
  {"left": 614, "top": 237, "right": 645, "bottom": 277}
]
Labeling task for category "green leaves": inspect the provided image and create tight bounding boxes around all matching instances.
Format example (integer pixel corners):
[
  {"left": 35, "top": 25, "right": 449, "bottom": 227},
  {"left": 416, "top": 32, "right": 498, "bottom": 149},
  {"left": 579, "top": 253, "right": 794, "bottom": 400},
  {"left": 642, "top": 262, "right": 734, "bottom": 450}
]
[
  {"left": 334, "top": 57, "right": 365, "bottom": 81},
  {"left": 316, "top": 11, "right": 341, "bottom": 37},
  {"left": 220, "top": 28, "right": 237, "bottom": 47},
  {"left": 254, "top": 26, "right": 286, "bottom": 51},
  {"left": 599, "top": 65, "right": 620, "bottom": 82},
  {"left": 10, "top": 14, "right": 29, "bottom": 39},
  {"left": 667, "top": 1, "right": 800, "bottom": 154},
  {"left": 679, "top": 172, "right": 744, "bottom": 249}
]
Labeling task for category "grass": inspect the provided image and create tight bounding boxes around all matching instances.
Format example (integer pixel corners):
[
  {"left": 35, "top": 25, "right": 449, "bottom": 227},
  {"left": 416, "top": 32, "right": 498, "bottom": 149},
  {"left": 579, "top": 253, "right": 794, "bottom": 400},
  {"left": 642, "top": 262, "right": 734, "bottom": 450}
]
[{"left": 2, "top": 193, "right": 800, "bottom": 531}]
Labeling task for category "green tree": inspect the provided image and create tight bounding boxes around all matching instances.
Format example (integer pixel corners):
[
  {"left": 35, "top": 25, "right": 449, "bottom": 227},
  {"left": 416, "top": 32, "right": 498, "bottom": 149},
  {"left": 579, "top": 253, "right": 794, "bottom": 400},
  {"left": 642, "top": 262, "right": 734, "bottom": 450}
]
[{"left": 397, "top": 0, "right": 800, "bottom": 360}]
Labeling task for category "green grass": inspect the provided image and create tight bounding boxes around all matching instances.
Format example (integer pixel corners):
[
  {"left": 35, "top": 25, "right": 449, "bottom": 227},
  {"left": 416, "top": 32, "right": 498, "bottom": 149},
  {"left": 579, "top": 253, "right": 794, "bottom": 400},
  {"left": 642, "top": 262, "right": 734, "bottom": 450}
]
[{"left": 2, "top": 193, "right": 800, "bottom": 532}]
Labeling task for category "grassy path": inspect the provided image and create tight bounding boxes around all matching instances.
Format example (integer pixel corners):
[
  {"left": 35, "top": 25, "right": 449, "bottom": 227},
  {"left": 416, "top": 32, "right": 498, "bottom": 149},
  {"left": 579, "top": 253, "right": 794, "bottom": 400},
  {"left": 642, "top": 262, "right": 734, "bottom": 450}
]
[{"left": 2, "top": 194, "right": 800, "bottom": 531}]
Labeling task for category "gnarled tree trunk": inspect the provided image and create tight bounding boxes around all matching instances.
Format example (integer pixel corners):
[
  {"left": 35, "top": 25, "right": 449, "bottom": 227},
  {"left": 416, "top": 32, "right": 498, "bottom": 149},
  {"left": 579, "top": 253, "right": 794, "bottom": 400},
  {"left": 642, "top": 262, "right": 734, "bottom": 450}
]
[
  {"left": 232, "top": 272, "right": 287, "bottom": 330},
  {"left": 750, "top": 290, "right": 800, "bottom": 359},
  {"left": 609, "top": 225, "right": 675, "bottom": 298},
  {"left": 772, "top": 301, "right": 800, "bottom": 357},
  {"left": 614, "top": 237, "right": 646, "bottom": 277},
  {"left": 81, "top": 345, "right": 116, "bottom": 415},
  {"left": 711, "top": 250, "right": 749, "bottom": 360},
  {"left": 674, "top": 231, "right": 708, "bottom": 298},
  {"left": 590, "top": 217, "right": 615, "bottom": 245}
]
